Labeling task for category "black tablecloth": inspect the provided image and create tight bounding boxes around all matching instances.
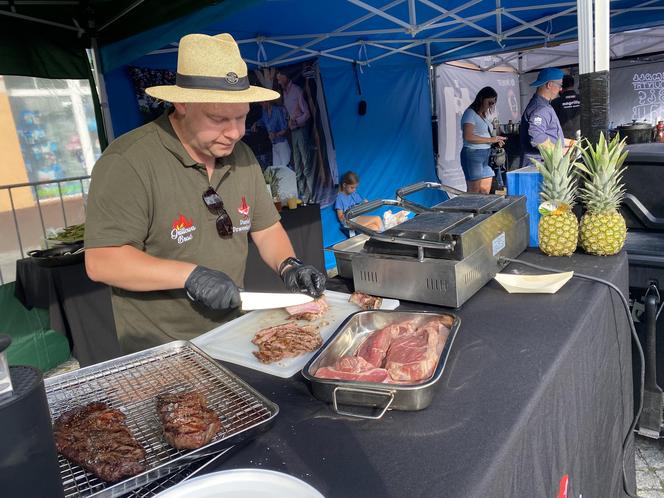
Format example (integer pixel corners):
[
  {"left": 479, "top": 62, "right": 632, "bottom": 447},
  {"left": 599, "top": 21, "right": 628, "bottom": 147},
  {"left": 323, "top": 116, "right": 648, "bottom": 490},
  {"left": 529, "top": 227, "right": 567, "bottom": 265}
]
[
  {"left": 14, "top": 257, "right": 121, "bottom": 366},
  {"left": 202, "top": 250, "right": 635, "bottom": 498},
  {"left": 14, "top": 205, "right": 325, "bottom": 367}
]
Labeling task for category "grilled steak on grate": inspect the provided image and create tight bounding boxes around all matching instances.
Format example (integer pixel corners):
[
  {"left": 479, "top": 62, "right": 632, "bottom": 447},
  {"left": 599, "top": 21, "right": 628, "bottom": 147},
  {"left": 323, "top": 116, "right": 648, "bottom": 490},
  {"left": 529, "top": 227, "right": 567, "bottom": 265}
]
[
  {"left": 53, "top": 402, "right": 146, "bottom": 482},
  {"left": 157, "top": 392, "right": 222, "bottom": 450},
  {"left": 252, "top": 322, "right": 323, "bottom": 363}
]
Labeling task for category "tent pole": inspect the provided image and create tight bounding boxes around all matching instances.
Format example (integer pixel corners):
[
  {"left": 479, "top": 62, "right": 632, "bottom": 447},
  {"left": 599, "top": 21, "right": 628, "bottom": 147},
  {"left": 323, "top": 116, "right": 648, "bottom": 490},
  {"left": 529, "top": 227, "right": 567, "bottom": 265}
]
[
  {"left": 578, "top": 0, "right": 609, "bottom": 144},
  {"left": 426, "top": 42, "right": 438, "bottom": 163},
  {"left": 90, "top": 38, "right": 115, "bottom": 143},
  {"left": 595, "top": 0, "right": 610, "bottom": 72}
]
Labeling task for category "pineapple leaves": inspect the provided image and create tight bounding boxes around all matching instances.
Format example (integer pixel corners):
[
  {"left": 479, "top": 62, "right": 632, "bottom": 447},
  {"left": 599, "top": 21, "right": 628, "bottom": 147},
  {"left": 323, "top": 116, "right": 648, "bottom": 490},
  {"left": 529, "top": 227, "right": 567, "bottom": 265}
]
[
  {"left": 575, "top": 132, "right": 628, "bottom": 213},
  {"left": 531, "top": 139, "right": 579, "bottom": 208}
]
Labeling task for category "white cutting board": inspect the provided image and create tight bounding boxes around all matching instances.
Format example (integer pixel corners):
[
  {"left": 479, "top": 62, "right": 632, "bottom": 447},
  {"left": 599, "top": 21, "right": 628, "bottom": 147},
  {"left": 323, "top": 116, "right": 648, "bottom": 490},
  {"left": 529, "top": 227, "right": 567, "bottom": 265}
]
[{"left": 192, "top": 290, "right": 399, "bottom": 378}]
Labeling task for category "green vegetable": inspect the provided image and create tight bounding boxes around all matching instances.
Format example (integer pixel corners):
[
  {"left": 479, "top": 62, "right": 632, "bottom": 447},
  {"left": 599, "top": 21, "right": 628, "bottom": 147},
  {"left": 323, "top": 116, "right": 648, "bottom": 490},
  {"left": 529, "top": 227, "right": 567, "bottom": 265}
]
[{"left": 48, "top": 223, "right": 85, "bottom": 243}]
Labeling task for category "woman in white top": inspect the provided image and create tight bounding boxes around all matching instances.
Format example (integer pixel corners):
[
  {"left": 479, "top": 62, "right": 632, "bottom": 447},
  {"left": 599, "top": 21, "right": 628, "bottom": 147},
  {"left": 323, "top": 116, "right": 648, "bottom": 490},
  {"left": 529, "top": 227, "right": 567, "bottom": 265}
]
[{"left": 460, "top": 86, "right": 506, "bottom": 193}]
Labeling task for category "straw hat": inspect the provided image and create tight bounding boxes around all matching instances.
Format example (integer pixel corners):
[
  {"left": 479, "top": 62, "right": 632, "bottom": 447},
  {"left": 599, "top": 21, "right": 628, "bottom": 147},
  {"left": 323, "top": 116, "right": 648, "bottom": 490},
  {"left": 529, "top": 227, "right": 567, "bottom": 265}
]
[{"left": 146, "top": 33, "right": 280, "bottom": 103}]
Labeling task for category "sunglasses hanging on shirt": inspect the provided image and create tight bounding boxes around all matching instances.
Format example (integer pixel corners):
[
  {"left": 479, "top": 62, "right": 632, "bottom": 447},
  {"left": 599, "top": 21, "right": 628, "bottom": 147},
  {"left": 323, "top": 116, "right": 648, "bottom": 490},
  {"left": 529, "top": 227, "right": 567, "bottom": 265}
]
[{"left": 202, "top": 186, "right": 234, "bottom": 237}]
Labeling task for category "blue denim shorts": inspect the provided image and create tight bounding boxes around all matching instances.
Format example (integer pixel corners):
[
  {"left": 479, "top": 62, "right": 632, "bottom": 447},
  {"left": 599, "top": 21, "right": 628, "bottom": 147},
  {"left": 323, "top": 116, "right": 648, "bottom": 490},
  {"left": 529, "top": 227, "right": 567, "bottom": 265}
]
[{"left": 460, "top": 147, "right": 494, "bottom": 181}]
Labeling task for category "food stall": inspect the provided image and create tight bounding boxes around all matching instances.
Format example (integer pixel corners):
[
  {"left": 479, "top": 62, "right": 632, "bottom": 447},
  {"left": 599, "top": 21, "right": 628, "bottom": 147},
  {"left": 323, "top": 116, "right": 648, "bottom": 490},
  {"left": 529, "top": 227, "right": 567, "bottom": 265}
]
[
  {"left": 7, "top": 190, "right": 636, "bottom": 498},
  {"left": 200, "top": 249, "right": 634, "bottom": 498}
]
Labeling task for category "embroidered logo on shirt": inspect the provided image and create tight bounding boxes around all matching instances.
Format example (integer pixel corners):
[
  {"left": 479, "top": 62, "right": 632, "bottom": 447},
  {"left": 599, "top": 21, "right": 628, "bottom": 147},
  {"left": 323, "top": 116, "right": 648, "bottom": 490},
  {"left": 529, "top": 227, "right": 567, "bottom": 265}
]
[
  {"left": 234, "top": 196, "right": 251, "bottom": 233},
  {"left": 171, "top": 214, "right": 196, "bottom": 244},
  {"left": 533, "top": 116, "right": 543, "bottom": 126},
  {"left": 238, "top": 196, "right": 250, "bottom": 217}
]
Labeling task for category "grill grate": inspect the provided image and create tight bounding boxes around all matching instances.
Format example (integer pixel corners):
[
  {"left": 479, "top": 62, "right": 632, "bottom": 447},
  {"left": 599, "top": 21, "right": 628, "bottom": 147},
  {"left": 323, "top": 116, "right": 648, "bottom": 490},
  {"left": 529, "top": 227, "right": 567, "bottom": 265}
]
[{"left": 45, "top": 342, "right": 278, "bottom": 498}]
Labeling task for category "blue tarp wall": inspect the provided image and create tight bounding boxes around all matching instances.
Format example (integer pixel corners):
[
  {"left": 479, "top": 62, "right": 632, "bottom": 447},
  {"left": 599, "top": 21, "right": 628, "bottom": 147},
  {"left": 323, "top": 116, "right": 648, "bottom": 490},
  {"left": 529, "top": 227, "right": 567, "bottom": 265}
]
[
  {"left": 101, "top": 0, "right": 664, "bottom": 271},
  {"left": 104, "top": 56, "right": 440, "bottom": 270}
]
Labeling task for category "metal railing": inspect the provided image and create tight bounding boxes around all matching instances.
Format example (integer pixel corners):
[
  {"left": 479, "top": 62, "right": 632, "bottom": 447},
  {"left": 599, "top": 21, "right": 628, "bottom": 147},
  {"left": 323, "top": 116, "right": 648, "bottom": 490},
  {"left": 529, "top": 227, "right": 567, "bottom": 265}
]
[{"left": 0, "top": 175, "right": 90, "bottom": 284}]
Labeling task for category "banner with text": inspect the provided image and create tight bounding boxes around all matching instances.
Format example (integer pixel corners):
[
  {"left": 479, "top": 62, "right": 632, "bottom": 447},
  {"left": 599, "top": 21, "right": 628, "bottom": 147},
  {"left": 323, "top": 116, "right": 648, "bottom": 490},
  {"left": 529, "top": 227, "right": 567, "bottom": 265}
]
[{"left": 610, "top": 61, "right": 664, "bottom": 126}]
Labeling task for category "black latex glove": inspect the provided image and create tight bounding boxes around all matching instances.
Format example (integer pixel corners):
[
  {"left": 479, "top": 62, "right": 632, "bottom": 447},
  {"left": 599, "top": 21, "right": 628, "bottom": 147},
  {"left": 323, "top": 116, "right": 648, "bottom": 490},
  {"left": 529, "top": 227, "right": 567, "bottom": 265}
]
[
  {"left": 281, "top": 264, "right": 327, "bottom": 298},
  {"left": 184, "top": 266, "right": 241, "bottom": 310}
]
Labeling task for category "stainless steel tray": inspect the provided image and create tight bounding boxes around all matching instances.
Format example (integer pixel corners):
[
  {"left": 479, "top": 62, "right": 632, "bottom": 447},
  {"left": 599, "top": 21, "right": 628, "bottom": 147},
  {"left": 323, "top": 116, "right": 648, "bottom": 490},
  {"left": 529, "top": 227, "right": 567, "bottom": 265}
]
[
  {"left": 44, "top": 341, "right": 278, "bottom": 498},
  {"left": 302, "top": 310, "right": 460, "bottom": 418},
  {"left": 325, "top": 234, "right": 369, "bottom": 279}
]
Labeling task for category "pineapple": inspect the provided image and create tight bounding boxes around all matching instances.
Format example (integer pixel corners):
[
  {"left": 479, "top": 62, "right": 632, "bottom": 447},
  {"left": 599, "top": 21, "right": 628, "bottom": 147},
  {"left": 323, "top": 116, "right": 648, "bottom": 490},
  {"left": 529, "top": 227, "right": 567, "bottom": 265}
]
[
  {"left": 576, "top": 133, "right": 628, "bottom": 256},
  {"left": 530, "top": 140, "right": 580, "bottom": 256}
]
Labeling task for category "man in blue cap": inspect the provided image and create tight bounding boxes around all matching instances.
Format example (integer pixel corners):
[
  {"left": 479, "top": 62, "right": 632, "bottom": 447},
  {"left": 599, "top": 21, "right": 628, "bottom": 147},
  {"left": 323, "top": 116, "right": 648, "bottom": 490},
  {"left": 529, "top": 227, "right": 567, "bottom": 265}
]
[{"left": 519, "top": 67, "right": 574, "bottom": 167}]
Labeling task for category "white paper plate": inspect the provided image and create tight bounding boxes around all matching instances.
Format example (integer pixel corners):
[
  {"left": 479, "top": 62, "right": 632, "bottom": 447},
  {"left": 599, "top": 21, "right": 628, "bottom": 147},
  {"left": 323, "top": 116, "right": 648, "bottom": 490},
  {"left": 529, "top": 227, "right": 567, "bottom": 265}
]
[
  {"left": 494, "top": 271, "right": 574, "bottom": 294},
  {"left": 154, "top": 469, "right": 325, "bottom": 498},
  {"left": 192, "top": 290, "right": 399, "bottom": 378}
]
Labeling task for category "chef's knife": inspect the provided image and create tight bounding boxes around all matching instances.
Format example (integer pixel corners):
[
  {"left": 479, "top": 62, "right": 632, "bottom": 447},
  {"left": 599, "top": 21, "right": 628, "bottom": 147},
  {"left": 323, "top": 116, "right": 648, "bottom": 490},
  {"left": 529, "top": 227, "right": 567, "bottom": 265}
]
[{"left": 240, "top": 291, "right": 314, "bottom": 311}]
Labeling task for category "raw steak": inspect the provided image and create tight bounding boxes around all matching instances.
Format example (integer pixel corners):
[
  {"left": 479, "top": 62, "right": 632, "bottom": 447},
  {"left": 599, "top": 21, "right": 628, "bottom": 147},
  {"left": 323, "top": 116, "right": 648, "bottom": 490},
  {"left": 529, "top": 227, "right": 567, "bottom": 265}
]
[
  {"left": 252, "top": 322, "right": 322, "bottom": 363},
  {"left": 349, "top": 292, "right": 383, "bottom": 310},
  {"left": 157, "top": 392, "right": 222, "bottom": 450},
  {"left": 286, "top": 296, "right": 329, "bottom": 321},
  {"left": 315, "top": 355, "right": 389, "bottom": 382},
  {"left": 385, "top": 317, "right": 452, "bottom": 382},
  {"left": 356, "top": 319, "right": 418, "bottom": 367},
  {"left": 53, "top": 402, "right": 146, "bottom": 482},
  {"left": 314, "top": 315, "right": 454, "bottom": 384}
]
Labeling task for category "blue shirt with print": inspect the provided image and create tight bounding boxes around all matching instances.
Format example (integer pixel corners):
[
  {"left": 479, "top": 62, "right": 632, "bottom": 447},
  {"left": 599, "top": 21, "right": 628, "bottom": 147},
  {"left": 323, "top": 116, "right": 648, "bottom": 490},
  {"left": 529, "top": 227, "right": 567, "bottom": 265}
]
[
  {"left": 258, "top": 105, "right": 288, "bottom": 144},
  {"left": 519, "top": 94, "right": 564, "bottom": 166}
]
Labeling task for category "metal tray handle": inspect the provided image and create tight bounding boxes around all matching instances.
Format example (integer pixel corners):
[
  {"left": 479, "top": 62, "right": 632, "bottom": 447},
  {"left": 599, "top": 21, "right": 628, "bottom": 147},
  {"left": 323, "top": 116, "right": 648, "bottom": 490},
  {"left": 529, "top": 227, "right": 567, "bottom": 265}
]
[
  {"left": 396, "top": 181, "right": 466, "bottom": 200},
  {"left": 332, "top": 386, "right": 395, "bottom": 420},
  {"left": 344, "top": 199, "right": 404, "bottom": 238},
  {"left": 396, "top": 181, "right": 468, "bottom": 213}
]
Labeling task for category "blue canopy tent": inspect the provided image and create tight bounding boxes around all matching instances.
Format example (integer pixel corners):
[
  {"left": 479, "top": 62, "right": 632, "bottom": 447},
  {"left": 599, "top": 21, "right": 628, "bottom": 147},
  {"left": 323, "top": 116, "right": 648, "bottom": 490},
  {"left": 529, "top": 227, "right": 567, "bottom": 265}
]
[{"left": 95, "top": 0, "right": 664, "bottom": 269}]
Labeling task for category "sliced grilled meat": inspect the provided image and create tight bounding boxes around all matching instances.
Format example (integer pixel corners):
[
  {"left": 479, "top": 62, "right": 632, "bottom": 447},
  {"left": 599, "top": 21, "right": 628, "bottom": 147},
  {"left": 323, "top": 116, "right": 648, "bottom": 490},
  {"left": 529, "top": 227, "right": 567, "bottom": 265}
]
[
  {"left": 285, "top": 296, "right": 329, "bottom": 321},
  {"left": 53, "top": 402, "right": 146, "bottom": 482},
  {"left": 157, "top": 392, "right": 222, "bottom": 450},
  {"left": 349, "top": 292, "right": 383, "bottom": 310},
  {"left": 252, "top": 322, "right": 323, "bottom": 363}
]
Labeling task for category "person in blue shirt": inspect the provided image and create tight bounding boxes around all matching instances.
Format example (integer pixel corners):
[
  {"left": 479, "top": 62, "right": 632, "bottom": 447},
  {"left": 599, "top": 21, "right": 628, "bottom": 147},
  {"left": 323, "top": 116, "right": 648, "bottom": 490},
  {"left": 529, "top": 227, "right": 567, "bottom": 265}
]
[
  {"left": 460, "top": 86, "right": 506, "bottom": 194},
  {"left": 252, "top": 101, "right": 291, "bottom": 167},
  {"left": 520, "top": 67, "right": 575, "bottom": 167},
  {"left": 335, "top": 171, "right": 382, "bottom": 232}
]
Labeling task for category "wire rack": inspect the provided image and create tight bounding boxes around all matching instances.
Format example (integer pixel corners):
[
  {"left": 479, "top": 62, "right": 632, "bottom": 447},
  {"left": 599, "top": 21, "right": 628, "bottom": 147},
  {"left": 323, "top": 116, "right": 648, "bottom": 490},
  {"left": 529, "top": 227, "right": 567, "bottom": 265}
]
[
  {"left": 44, "top": 341, "right": 278, "bottom": 498},
  {"left": 125, "top": 448, "right": 231, "bottom": 498}
]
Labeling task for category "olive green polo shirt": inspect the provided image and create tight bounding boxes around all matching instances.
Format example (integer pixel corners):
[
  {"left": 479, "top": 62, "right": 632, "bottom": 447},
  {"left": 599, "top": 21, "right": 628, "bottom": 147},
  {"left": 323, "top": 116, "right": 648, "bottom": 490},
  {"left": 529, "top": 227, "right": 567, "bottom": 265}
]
[{"left": 85, "top": 111, "right": 280, "bottom": 353}]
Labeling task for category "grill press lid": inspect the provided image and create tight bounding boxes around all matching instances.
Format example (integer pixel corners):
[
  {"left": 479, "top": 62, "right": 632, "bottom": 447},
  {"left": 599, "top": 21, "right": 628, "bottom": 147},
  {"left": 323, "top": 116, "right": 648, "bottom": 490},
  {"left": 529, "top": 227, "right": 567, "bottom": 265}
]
[
  {"left": 382, "top": 211, "right": 471, "bottom": 242},
  {"left": 431, "top": 194, "right": 503, "bottom": 213}
]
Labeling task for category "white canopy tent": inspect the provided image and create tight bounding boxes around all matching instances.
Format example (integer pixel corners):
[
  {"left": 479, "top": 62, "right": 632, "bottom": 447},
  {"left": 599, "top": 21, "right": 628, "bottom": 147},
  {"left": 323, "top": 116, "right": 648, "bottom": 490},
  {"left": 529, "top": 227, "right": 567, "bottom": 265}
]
[{"left": 452, "top": 26, "right": 664, "bottom": 73}]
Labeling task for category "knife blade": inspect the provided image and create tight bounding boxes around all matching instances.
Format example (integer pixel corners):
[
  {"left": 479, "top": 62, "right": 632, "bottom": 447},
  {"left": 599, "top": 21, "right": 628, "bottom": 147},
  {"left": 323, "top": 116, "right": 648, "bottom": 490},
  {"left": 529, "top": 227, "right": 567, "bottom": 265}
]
[{"left": 239, "top": 291, "right": 314, "bottom": 311}]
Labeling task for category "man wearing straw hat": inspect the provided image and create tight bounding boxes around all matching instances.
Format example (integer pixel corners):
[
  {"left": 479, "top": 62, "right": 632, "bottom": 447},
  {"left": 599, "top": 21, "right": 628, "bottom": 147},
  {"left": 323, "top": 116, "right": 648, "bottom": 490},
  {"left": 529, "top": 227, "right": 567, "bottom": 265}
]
[{"left": 84, "top": 33, "right": 326, "bottom": 353}]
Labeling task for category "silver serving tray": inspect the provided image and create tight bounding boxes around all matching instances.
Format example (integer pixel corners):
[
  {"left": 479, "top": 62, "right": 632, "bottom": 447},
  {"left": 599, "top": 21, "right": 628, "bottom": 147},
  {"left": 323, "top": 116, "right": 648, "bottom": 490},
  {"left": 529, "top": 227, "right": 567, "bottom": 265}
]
[
  {"left": 302, "top": 310, "right": 460, "bottom": 419},
  {"left": 44, "top": 341, "right": 278, "bottom": 498},
  {"left": 325, "top": 234, "right": 369, "bottom": 279}
]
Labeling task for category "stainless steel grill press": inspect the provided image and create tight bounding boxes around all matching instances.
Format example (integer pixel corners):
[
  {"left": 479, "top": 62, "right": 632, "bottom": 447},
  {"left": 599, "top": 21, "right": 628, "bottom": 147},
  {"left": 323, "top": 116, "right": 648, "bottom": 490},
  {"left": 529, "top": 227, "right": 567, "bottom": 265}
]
[
  {"left": 44, "top": 341, "right": 278, "bottom": 498},
  {"left": 331, "top": 182, "right": 529, "bottom": 308}
]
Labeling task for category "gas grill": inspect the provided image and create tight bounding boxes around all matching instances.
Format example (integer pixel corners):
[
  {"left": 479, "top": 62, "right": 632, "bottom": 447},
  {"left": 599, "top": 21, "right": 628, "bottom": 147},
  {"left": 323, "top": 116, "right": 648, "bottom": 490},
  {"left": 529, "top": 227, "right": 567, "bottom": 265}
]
[
  {"left": 338, "top": 182, "right": 529, "bottom": 308},
  {"left": 621, "top": 143, "right": 664, "bottom": 438}
]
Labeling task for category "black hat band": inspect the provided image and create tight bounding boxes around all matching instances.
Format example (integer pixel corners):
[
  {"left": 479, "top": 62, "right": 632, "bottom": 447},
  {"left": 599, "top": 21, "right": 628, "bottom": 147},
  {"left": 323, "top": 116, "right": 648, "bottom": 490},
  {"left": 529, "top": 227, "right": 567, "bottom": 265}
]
[{"left": 176, "top": 72, "right": 250, "bottom": 91}]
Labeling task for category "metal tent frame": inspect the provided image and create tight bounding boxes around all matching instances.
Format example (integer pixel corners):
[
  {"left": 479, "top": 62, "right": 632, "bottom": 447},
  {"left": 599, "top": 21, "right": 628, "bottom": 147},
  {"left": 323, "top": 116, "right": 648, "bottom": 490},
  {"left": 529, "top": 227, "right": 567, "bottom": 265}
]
[{"left": 143, "top": 0, "right": 664, "bottom": 71}]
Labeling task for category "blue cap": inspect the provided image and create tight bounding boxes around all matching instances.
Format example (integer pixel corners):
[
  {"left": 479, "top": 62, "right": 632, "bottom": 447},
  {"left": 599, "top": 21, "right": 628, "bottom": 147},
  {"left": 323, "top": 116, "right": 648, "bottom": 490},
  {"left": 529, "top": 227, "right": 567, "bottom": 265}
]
[{"left": 530, "top": 67, "right": 565, "bottom": 87}]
